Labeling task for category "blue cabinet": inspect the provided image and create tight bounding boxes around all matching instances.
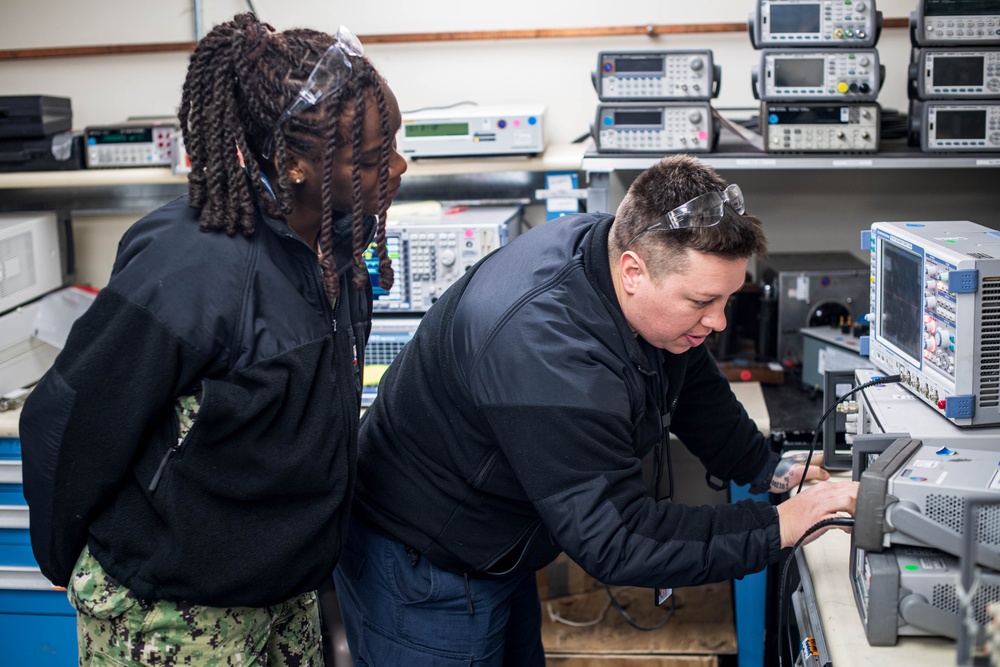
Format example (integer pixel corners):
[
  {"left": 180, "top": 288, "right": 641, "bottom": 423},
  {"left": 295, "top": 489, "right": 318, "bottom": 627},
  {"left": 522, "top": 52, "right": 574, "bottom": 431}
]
[
  {"left": 731, "top": 481, "right": 766, "bottom": 667},
  {"left": 0, "top": 437, "right": 77, "bottom": 666}
]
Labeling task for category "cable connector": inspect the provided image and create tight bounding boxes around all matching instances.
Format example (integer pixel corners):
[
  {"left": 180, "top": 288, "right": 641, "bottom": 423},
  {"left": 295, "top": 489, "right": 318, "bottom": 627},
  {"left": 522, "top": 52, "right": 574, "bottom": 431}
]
[{"left": 836, "top": 401, "right": 858, "bottom": 414}]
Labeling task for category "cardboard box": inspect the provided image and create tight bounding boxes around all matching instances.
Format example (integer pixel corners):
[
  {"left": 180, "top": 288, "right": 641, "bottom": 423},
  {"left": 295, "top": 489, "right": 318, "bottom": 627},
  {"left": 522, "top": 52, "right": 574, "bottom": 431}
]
[
  {"left": 537, "top": 553, "right": 598, "bottom": 600},
  {"left": 542, "top": 584, "right": 735, "bottom": 665}
]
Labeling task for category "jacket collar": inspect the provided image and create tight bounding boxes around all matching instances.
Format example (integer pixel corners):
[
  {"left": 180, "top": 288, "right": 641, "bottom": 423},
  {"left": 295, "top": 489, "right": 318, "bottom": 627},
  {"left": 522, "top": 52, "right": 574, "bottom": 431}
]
[
  {"left": 582, "top": 214, "right": 689, "bottom": 407},
  {"left": 255, "top": 195, "right": 377, "bottom": 276},
  {"left": 582, "top": 215, "right": 652, "bottom": 372}
]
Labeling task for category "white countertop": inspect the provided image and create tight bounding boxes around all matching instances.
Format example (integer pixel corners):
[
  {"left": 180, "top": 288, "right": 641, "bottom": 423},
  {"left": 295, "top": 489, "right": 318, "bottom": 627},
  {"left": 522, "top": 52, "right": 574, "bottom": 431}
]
[{"left": 799, "top": 476, "right": 956, "bottom": 665}]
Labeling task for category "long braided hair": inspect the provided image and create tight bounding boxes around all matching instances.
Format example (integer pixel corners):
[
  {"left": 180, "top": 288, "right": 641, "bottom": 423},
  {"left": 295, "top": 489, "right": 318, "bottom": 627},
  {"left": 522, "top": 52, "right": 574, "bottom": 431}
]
[{"left": 179, "top": 12, "right": 394, "bottom": 299}]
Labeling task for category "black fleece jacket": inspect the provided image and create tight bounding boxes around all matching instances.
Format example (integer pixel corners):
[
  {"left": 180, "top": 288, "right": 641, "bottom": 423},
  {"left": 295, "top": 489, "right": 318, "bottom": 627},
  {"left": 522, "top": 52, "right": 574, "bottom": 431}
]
[
  {"left": 20, "top": 195, "right": 373, "bottom": 607},
  {"left": 354, "top": 212, "right": 781, "bottom": 587}
]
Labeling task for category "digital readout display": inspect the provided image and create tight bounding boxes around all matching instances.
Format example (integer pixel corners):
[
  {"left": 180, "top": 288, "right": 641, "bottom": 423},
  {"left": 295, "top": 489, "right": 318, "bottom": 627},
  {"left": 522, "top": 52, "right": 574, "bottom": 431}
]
[
  {"left": 933, "top": 56, "right": 985, "bottom": 86},
  {"left": 925, "top": 0, "right": 998, "bottom": 17},
  {"left": 935, "top": 109, "right": 987, "bottom": 138},
  {"left": 89, "top": 128, "right": 154, "bottom": 144},
  {"left": 879, "top": 240, "right": 923, "bottom": 363},
  {"left": 774, "top": 58, "right": 826, "bottom": 87},
  {"left": 770, "top": 4, "right": 822, "bottom": 33},
  {"left": 613, "top": 110, "right": 663, "bottom": 126},
  {"left": 366, "top": 233, "right": 403, "bottom": 301},
  {"left": 769, "top": 106, "right": 849, "bottom": 124},
  {"left": 404, "top": 123, "right": 469, "bottom": 138},
  {"left": 612, "top": 57, "right": 664, "bottom": 73}
]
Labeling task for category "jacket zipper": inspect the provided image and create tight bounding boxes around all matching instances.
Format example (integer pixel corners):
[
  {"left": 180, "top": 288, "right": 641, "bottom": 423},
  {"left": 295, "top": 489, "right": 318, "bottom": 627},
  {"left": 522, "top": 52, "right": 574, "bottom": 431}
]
[
  {"left": 149, "top": 386, "right": 206, "bottom": 492},
  {"left": 470, "top": 449, "right": 500, "bottom": 488},
  {"left": 149, "top": 432, "right": 182, "bottom": 492},
  {"left": 306, "top": 236, "right": 339, "bottom": 332}
]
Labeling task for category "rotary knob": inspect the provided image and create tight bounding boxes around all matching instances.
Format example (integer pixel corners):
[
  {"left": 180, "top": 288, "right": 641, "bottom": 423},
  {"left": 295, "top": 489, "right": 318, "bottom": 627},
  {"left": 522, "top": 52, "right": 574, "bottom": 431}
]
[
  {"left": 440, "top": 249, "right": 456, "bottom": 267},
  {"left": 689, "top": 110, "right": 703, "bottom": 124},
  {"left": 690, "top": 57, "right": 704, "bottom": 71}
]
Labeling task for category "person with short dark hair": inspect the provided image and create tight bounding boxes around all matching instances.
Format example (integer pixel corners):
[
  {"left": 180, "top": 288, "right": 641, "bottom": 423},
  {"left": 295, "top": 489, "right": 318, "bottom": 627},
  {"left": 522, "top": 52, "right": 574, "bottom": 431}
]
[
  {"left": 20, "top": 12, "right": 406, "bottom": 665},
  {"left": 334, "top": 154, "right": 856, "bottom": 665}
]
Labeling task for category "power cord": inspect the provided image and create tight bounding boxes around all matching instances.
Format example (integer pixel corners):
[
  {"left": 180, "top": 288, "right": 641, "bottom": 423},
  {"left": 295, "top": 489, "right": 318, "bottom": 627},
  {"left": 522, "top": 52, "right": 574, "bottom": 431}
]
[
  {"left": 778, "top": 517, "right": 856, "bottom": 667},
  {"left": 546, "top": 585, "right": 676, "bottom": 631},
  {"left": 604, "top": 584, "right": 676, "bottom": 631},
  {"left": 794, "top": 374, "right": 902, "bottom": 496}
]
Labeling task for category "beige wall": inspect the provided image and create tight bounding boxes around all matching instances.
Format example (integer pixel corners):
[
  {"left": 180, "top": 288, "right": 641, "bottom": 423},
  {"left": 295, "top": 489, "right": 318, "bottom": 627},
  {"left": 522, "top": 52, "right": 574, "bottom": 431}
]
[
  {"left": 0, "top": 1, "right": 993, "bottom": 287},
  {"left": 0, "top": 1, "right": 920, "bottom": 145}
]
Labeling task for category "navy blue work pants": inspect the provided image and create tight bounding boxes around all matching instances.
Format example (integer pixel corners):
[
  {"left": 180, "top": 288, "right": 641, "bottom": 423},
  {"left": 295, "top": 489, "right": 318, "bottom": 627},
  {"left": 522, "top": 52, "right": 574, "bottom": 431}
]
[{"left": 333, "top": 517, "right": 546, "bottom": 666}]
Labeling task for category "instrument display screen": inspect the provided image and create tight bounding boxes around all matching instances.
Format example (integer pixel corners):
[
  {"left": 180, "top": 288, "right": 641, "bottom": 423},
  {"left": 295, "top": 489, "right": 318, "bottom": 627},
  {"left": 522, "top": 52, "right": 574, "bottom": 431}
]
[
  {"left": 924, "top": 0, "right": 999, "bottom": 16},
  {"left": 87, "top": 128, "right": 153, "bottom": 144},
  {"left": 769, "top": 106, "right": 849, "bottom": 124},
  {"left": 935, "top": 108, "right": 988, "bottom": 138},
  {"left": 770, "top": 4, "right": 822, "bottom": 33},
  {"left": 613, "top": 110, "right": 663, "bottom": 126},
  {"left": 878, "top": 240, "right": 923, "bottom": 363},
  {"left": 404, "top": 122, "right": 469, "bottom": 138},
  {"left": 612, "top": 57, "right": 663, "bottom": 73},
  {"left": 775, "top": 58, "right": 826, "bottom": 87},
  {"left": 366, "top": 232, "right": 404, "bottom": 303},
  {"left": 933, "top": 56, "right": 985, "bottom": 85}
]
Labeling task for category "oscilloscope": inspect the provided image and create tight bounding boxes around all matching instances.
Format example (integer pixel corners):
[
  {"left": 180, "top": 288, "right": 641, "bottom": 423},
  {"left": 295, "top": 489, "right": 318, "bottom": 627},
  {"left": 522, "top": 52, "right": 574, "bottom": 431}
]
[{"left": 865, "top": 220, "right": 1000, "bottom": 426}]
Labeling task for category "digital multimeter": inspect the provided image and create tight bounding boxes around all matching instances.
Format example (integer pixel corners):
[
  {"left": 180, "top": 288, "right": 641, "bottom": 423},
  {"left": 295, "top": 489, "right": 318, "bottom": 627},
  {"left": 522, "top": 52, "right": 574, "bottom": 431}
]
[
  {"left": 909, "top": 100, "right": 1000, "bottom": 151},
  {"left": 910, "top": 0, "right": 1000, "bottom": 46},
  {"left": 908, "top": 47, "right": 1000, "bottom": 98}
]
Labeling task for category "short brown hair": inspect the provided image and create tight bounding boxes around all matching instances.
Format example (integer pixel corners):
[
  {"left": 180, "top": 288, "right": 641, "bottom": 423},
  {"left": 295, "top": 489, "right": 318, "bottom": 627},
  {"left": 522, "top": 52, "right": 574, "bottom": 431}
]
[{"left": 609, "top": 155, "right": 768, "bottom": 280}]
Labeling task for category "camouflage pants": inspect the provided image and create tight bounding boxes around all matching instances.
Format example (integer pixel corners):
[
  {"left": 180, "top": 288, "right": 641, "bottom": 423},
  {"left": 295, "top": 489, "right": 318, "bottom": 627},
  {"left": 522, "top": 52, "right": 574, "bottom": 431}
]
[{"left": 68, "top": 546, "right": 324, "bottom": 666}]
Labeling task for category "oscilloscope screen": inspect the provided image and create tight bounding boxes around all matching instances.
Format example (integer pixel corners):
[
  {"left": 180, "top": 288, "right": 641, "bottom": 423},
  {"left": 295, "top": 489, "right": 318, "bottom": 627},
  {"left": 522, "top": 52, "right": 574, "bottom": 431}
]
[{"left": 879, "top": 241, "right": 923, "bottom": 363}]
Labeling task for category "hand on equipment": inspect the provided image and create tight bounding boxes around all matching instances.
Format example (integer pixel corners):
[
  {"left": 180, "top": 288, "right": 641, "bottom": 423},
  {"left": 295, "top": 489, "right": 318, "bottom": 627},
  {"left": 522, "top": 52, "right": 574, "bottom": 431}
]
[
  {"left": 769, "top": 451, "right": 829, "bottom": 494},
  {"left": 775, "top": 479, "right": 857, "bottom": 549}
]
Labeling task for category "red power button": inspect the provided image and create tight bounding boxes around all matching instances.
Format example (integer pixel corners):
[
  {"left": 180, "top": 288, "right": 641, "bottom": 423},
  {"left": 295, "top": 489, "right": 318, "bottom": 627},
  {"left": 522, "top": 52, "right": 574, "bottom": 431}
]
[{"left": 937, "top": 399, "right": 947, "bottom": 410}]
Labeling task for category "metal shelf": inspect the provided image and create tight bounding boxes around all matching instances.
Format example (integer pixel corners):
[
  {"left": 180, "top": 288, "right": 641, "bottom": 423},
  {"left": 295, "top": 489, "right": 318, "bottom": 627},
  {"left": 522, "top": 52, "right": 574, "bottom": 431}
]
[
  {"left": 582, "top": 140, "right": 1000, "bottom": 173},
  {"left": 0, "top": 145, "right": 588, "bottom": 214}
]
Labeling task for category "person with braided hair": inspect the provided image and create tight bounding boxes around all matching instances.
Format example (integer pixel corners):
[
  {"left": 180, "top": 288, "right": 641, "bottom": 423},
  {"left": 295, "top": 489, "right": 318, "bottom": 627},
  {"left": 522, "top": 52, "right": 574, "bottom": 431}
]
[{"left": 19, "top": 12, "right": 405, "bottom": 666}]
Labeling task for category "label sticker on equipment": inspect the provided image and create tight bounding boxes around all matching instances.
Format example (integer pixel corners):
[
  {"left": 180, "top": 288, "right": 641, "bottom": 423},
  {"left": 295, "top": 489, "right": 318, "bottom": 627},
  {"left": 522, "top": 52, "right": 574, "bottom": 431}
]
[
  {"left": 795, "top": 275, "right": 810, "bottom": 301},
  {"left": 912, "top": 460, "right": 939, "bottom": 469}
]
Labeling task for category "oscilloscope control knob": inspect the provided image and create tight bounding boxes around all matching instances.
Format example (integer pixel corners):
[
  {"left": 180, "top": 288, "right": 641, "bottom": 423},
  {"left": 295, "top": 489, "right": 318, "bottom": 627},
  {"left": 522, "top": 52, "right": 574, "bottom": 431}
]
[
  {"left": 689, "top": 110, "right": 703, "bottom": 124},
  {"left": 690, "top": 57, "right": 704, "bottom": 71},
  {"left": 855, "top": 1, "right": 866, "bottom": 11},
  {"left": 859, "top": 56, "right": 870, "bottom": 67},
  {"left": 440, "top": 249, "right": 457, "bottom": 267}
]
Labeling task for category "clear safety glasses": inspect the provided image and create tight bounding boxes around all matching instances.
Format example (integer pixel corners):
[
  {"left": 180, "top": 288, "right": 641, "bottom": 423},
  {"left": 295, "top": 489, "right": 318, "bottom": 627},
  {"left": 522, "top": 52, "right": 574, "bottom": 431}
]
[
  {"left": 260, "top": 25, "right": 364, "bottom": 159},
  {"left": 626, "top": 184, "right": 745, "bottom": 248}
]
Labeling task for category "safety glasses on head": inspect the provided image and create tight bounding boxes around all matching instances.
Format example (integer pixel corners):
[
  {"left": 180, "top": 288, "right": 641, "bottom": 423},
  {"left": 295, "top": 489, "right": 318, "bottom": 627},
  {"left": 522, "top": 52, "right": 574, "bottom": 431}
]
[
  {"left": 260, "top": 25, "right": 364, "bottom": 160},
  {"left": 626, "top": 183, "right": 745, "bottom": 248}
]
